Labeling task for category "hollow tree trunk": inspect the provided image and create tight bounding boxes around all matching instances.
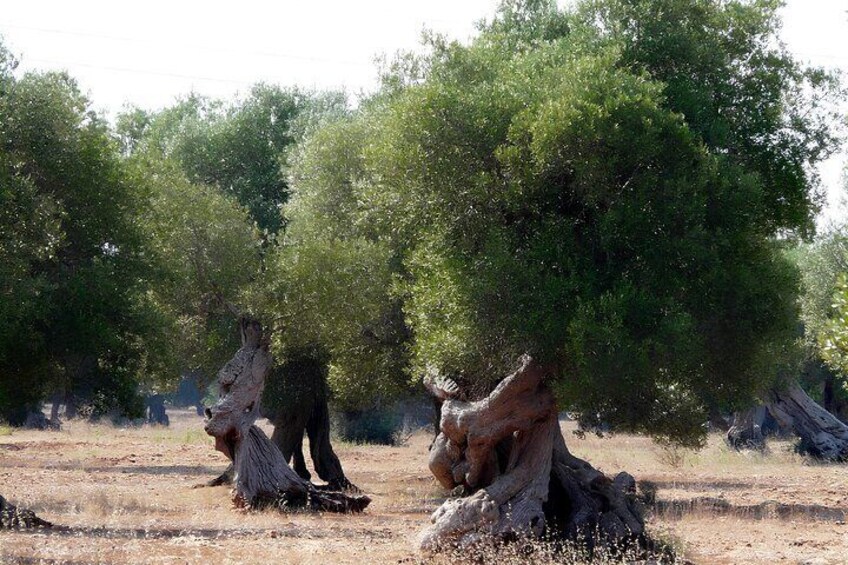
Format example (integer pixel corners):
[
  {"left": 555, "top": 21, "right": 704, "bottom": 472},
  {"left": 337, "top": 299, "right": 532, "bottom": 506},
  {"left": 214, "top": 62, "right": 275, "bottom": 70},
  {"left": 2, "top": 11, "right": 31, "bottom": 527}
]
[
  {"left": 0, "top": 495, "right": 52, "bottom": 529},
  {"left": 726, "top": 406, "right": 768, "bottom": 451},
  {"left": 421, "top": 355, "right": 644, "bottom": 551},
  {"left": 767, "top": 383, "right": 848, "bottom": 461},
  {"left": 203, "top": 318, "right": 369, "bottom": 512}
]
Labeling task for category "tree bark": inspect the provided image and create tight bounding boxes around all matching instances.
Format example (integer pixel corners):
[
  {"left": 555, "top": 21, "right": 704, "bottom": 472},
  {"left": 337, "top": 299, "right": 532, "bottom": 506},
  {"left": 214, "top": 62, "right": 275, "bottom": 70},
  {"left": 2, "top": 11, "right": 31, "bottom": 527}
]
[
  {"left": 145, "top": 394, "right": 169, "bottom": 426},
  {"left": 0, "top": 495, "right": 52, "bottom": 529},
  {"left": 726, "top": 406, "right": 768, "bottom": 451},
  {"left": 420, "top": 355, "right": 644, "bottom": 551},
  {"left": 264, "top": 360, "right": 359, "bottom": 491},
  {"left": 63, "top": 390, "right": 77, "bottom": 420},
  {"left": 49, "top": 391, "right": 62, "bottom": 423},
  {"left": 768, "top": 383, "right": 848, "bottom": 461},
  {"left": 203, "top": 318, "right": 369, "bottom": 512}
]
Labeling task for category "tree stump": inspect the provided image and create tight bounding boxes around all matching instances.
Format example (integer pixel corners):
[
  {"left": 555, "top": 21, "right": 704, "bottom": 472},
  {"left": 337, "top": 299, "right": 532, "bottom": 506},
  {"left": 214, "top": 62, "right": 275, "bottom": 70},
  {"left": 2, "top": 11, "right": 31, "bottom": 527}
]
[
  {"left": 421, "top": 355, "right": 644, "bottom": 551},
  {"left": 204, "top": 318, "right": 370, "bottom": 512},
  {"left": 0, "top": 495, "right": 52, "bottom": 529}
]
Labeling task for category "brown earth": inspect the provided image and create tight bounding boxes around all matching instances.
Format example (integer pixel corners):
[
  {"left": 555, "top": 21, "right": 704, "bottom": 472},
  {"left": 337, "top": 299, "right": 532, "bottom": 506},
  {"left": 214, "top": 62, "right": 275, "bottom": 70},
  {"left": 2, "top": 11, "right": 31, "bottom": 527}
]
[{"left": 0, "top": 408, "right": 846, "bottom": 564}]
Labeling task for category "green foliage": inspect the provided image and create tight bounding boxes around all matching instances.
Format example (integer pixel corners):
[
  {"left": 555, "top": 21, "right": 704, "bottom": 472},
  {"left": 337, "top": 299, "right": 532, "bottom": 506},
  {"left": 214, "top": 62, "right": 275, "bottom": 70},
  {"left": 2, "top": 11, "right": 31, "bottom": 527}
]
[
  {"left": 258, "top": 237, "right": 409, "bottom": 410},
  {"left": 130, "top": 156, "right": 262, "bottom": 383},
  {"left": 120, "top": 87, "right": 346, "bottom": 392},
  {"left": 796, "top": 228, "right": 848, "bottom": 348},
  {"left": 573, "top": 0, "right": 841, "bottom": 235},
  {"left": 0, "top": 48, "right": 159, "bottom": 422},
  {"left": 247, "top": 107, "right": 412, "bottom": 411},
  {"left": 260, "top": 350, "right": 328, "bottom": 421},
  {"left": 287, "top": 0, "right": 838, "bottom": 445},
  {"left": 820, "top": 274, "right": 848, "bottom": 375},
  {"left": 123, "top": 85, "right": 345, "bottom": 237}
]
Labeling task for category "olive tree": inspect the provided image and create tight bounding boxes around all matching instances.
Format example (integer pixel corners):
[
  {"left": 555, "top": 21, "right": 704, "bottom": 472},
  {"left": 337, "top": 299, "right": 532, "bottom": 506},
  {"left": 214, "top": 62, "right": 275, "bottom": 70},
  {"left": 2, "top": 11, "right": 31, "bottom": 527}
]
[
  {"left": 289, "top": 0, "right": 840, "bottom": 549},
  {"left": 0, "top": 42, "right": 164, "bottom": 424}
]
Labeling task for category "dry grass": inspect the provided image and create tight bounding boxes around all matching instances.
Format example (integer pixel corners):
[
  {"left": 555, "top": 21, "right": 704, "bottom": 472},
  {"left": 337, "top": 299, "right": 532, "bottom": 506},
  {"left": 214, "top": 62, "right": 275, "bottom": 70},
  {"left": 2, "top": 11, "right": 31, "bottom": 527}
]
[{"left": 1, "top": 410, "right": 846, "bottom": 564}]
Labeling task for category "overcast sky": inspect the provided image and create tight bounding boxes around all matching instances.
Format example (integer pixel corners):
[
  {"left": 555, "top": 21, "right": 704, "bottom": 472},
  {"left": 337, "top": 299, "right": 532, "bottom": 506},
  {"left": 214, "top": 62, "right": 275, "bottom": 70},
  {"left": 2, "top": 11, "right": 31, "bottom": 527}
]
[{"left": 1, "top": 0, "right": 846, "bottom": 226}]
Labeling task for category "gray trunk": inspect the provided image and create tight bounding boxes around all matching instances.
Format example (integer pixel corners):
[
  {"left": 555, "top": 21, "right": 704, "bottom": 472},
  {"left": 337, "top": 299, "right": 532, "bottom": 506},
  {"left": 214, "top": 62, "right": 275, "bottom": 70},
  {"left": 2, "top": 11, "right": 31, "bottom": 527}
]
[
  {"left": 768, "top": 383, "right": 848, "bottom": 461},
  {"left": 269, "top": 398, "right": 357, "bottom": 491},
  {"left": 726, "top": 406, "right": 768, "bottom": 451},
  {"left": 421, "top": 355, "right": 644, "bottom": 551},
  {"left": 261, "top": 355, "right": 358, "bottom": 491},
  {"left": 203, "top": 318, "right": 369, "bottom": 512}
]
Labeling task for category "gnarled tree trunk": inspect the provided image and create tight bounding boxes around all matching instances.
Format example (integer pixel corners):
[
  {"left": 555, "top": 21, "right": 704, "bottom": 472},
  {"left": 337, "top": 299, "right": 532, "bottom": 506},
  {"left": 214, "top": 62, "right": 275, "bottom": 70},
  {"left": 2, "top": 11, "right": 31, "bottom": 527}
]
[
  {"left": 0, "top": 495, "right": 52, "bottom": 529},
  {"left": 768, "top": 383, "right": 848, "bottom": 461},
  {"left": 145, "top": 394, "right": 169, "bottom": 426},
  {"left": 203, "top": 318, "right": 369, "bottom": 512},
  {"left": 726, "top": 406, "right": 768, "bottom": 451},
  {"left": 263, "top": 356, "right": 359, "bottom": 492},
  {"left": 421, "top": 355, "right": 644, "bottom": 551}
]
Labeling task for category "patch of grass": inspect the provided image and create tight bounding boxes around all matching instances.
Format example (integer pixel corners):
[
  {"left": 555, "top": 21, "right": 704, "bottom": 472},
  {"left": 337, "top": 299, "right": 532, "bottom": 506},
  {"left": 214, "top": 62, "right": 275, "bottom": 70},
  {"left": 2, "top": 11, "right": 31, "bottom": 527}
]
[
  {"left": 0, "top": 424, "right": 13, "bottom": 436},
  {"left": 655, "top": 443, "right": 692, "bottom": 469},
  {"left": 150, "top": 428, "right": 210, "bottom": 445},
  {"left": 423, "top": 532, "right": 685, "bottom": 565}
]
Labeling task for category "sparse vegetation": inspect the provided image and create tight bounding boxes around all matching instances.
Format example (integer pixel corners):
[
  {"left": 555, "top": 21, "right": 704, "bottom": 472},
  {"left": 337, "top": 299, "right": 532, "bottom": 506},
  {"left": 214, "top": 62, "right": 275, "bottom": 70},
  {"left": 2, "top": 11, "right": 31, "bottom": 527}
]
[
  {"left": 2, "top": 410, "right": 848, "bottom": 563},
  {"left": 0, "top": 0, "right": 846, "bottom": 560}
]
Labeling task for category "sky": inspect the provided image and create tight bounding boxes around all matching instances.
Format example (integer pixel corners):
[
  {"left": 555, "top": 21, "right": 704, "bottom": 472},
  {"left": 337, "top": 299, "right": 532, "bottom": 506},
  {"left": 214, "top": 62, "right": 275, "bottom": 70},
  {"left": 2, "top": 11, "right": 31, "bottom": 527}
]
[{"left": 1, "top": 0, "right": 847, "bottom": 226}]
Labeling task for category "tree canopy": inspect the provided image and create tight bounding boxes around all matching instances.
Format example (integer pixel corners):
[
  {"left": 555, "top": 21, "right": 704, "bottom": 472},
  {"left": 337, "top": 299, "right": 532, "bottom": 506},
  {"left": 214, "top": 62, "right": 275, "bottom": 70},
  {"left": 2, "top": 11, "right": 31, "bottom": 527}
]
[
  {"left": 0, "top": 1, "right": 842, "bottom": 439},
  {"left": 0, "top": 44, "right": 162, "bottom": 422},
  {"left": 282, "top": 0, "right": 840, "bottom": 444}
]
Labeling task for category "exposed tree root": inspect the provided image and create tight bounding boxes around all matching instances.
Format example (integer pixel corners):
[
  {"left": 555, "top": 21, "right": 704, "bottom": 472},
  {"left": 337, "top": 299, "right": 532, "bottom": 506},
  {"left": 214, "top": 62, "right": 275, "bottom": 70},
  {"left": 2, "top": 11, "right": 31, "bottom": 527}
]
[
  {"left": 768, "top": 384, "right": 848, "bottom": 461},
  {"left": 421, "top": 355, "right": 645, "bottom": 552}
]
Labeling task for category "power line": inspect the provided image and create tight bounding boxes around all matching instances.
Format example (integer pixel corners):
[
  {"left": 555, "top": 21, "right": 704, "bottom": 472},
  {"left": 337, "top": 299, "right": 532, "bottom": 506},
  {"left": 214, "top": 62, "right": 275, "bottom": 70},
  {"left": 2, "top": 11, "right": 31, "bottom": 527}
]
[
  {"left": 24, "top": 57, "right": 256, "bottom": 85},
  {"left": 0, "top": 23, "right": 375, "bottom": 68}
]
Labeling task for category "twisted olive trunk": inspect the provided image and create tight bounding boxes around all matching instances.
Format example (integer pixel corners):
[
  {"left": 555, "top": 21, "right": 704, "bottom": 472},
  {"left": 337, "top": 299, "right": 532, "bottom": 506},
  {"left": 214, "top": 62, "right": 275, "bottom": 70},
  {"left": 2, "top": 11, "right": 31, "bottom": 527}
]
[
  {"left": 726, "top": 406, "right": 768, "bottom": 451},
  {"left": 204, "top": 318, "right": 369, "bottom": 512},
  {"left": 422, "top": 355, "right": 644, "bottom": 551},
  {"left": 263, "top": 358, "right": 359, "bottom": 492},
  {"left": 768, "top": 384, "right": 848, "bottom": 461}
]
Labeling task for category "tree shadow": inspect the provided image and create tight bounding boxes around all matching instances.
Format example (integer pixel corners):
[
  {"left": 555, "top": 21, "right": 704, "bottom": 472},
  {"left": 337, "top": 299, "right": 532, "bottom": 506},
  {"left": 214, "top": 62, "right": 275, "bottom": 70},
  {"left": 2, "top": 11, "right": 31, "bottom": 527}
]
[
  {"left": 645, "top": 479, "right": 753, "bottom": 491},
  {"left": 652, "top": 496, "right": 846, "bottom": 522},
  {"left": 6, "top": 523, "right": 396, "bottom": 541}
]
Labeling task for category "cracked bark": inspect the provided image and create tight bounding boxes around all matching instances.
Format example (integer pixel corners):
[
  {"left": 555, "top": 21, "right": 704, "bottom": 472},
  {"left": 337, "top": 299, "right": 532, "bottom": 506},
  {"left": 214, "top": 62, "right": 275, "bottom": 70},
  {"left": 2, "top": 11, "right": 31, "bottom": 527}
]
[
  {"left": 768, "top": 383, "right": 848, "bottom": 461},
  {"left": 204, "top": 317, "right": 370, "bottom": 512},
  {"left": 421, "top": 355, "right": 644, "bottom": 551}
]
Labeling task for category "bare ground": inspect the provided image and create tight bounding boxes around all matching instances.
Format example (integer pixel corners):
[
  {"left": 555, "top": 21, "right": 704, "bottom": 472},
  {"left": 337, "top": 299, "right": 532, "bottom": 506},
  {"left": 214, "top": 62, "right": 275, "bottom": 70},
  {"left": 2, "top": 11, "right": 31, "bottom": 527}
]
[{"left": 0, "top": 409, "right": 846, "bottom": 564}]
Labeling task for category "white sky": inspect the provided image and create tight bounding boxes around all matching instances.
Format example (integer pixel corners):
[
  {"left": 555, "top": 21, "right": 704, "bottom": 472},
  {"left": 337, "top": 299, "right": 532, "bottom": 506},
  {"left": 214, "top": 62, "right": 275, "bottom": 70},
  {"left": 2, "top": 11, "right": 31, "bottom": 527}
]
[{"left": 1, "top": 0, "right": 846, "bottom": 227}]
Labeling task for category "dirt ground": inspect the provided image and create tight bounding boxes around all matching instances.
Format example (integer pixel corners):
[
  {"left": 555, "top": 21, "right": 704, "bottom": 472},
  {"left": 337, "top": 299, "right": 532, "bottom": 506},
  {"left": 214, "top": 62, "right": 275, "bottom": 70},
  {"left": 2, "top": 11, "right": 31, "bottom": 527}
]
[{"left": 1, "top": 408, "right": 847, "bottom": 564}]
